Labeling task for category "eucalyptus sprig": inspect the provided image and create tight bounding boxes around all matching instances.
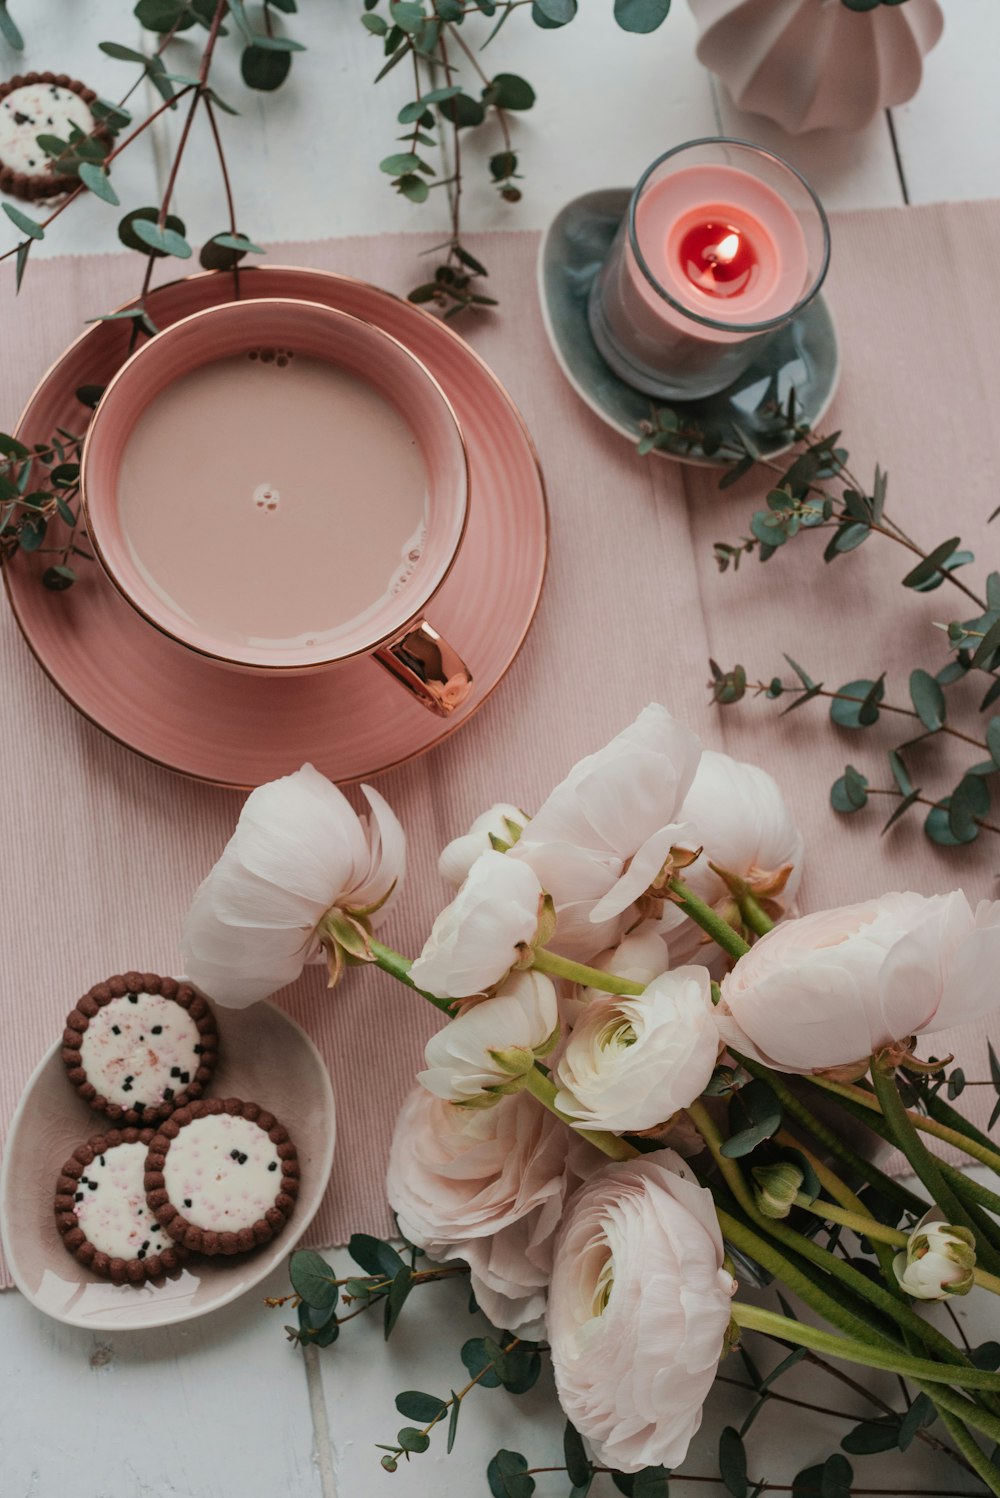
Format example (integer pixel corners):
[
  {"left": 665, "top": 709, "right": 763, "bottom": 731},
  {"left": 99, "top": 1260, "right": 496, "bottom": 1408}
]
[
  {"left": 0, "top": 424, "right": 87, "bottom": 587},
  {"left": 639, "top": 400, "right": 1000, "bottom": 851}
]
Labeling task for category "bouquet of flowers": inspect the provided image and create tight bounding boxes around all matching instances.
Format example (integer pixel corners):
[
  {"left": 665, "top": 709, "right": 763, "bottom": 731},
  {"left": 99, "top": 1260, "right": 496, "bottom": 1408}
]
[{"left": 181, "top": 705, "right": 1000, "bottom": 1495}]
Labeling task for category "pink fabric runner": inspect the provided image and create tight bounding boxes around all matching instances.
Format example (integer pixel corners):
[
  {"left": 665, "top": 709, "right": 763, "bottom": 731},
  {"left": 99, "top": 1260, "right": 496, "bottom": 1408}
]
[{"left": 2, "top": 204, "right": 999, "bottom": 1289}]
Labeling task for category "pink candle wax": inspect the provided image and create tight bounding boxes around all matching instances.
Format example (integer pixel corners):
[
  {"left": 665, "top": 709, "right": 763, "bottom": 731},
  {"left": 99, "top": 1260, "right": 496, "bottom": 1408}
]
[{"left": 589, "top": 161, "right": 813, "bottom": 399}]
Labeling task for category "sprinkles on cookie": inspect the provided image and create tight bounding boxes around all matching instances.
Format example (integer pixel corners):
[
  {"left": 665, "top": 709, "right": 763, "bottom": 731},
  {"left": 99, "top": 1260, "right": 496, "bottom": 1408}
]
[
  {"left": 62, "top": 972, "right": 218, "bottom": 1127},
  {"left": 144, "top": 1097, "right": 299, "bottom": 1256},
  {"left": 54, "top": 1128, "right": 188, "bottom": 1286}
]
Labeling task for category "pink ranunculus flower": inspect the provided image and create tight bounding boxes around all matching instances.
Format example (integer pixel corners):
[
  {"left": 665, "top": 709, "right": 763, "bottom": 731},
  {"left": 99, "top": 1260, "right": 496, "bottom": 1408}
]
[
  {"left": 181, "top": 764, "right": 404, "bottom": 1007},
  {"left": 438, "top": 803, "right": 528, "bottom": 887},
  {"left": 508, "top": 704, "right": 702, "bottom": 961},
  {"left": 657, "top": 749, "right": 805, "bottom": 964},
  {"left": 560, "top": 925, "right": 671, "bottom": 1029},
  {"left": 409, "top": 849, "right": 545, "bottom": 1000},
  {"left": 554, "top": 965, "right": 720, "bottom": 1133},
  {"left": 418, "top": 971, "right": 560, "bottom": 1105},
  {"left": 387, "top": 1085, "right": 574, "bottom": 1337},
  {"left": 717, "top": 891, "right": 1000, "bottom": 1074},
  {"left": 547, "top": 1153, "right": 737, "bottom": 1473}
]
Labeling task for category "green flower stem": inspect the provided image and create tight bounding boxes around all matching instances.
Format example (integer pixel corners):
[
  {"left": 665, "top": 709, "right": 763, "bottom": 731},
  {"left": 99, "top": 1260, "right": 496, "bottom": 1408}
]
[
  {"left": 522, "top": 1065, "right": 637, "bottom": 1163},
  {"left": 530, "top": 948, "right": 645, "bottom": 997},
  {"left": 689, "top": 1101, "right": 988, "bottom": 1376},
  {"left": 935, "top": 1407, "right": 1000, "bottom": 1497},
  {"left": 742, "top": 1060, "right": 926, "bottom": 1215},
  {"left": 666, "top": 877, "right": 752, "bottom": 961},
  {"left": 775, "top": 1128, "right": 902, "bottom": 1285},
  {"left": 369, "top": 939, "right": 454, "bottom": 1016},
  {"left": 925, "top": 1089, "right": 1000, "bottom": 1160},
  {"left": 715, "top": 1206, "right": 891, "bottom": 1349},
  {"left": 811, "top": 1073, "right": 1000, "bottom": 1177},
  {"left": 738, "top": 890, "right": 775, "bottom": 938},
  {"left": 792, "top": 1195, "right": 1000, "bottom": 1298},
  {"left": 730, "top": 1302, "right": 1000, "bottom": 1396},
  {"left": 870, "top": 1059, "right": 1000, "bottom": 1279},
  {"left": 802, "top": 1076, "right": 1000, "bottom": 1259}
]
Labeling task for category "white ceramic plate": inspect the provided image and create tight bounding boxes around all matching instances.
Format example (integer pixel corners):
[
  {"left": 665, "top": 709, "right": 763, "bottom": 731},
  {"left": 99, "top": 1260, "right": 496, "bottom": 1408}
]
[{"left": 1, "top": 999, "right": 335, "bottom": 1330}]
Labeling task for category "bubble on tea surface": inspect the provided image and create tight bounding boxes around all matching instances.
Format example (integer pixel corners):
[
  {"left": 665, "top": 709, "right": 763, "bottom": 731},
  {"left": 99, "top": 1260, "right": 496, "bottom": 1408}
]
[{"left": 253, "top": 483, "right": 280, "bottom": 513}]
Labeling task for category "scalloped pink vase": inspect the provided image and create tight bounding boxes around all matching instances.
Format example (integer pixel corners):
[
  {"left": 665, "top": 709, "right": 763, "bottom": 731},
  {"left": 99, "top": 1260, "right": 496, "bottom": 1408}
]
[{"left": 688, "top": 0, "right": 944, "bottom": 135}]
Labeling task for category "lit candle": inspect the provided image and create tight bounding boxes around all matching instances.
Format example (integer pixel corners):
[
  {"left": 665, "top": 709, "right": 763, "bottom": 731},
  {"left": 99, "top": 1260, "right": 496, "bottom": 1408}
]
[{"left": 589, "top": 141, "right": 829, "bottom": 401}]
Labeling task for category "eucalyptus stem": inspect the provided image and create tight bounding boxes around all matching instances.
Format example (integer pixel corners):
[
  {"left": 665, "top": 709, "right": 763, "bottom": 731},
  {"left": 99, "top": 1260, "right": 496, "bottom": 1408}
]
[
  {"left": 530, "top": 947, "right": 645, "bottom": 996},
  {"left": 522, "top": 1065, "right": 636, "bottom": 1162},
  {"left": 667, "top": 877, "right": 752, "bottom": 960},
  {"left": 731, "top": 1302, "right": 1000, "bottom": 1397}
]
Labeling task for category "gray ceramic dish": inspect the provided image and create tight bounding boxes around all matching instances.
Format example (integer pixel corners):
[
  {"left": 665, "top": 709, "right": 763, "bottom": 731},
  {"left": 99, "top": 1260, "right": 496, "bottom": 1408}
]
[{"left": 538, "top": 187, "right": 840, "bottom": 469}]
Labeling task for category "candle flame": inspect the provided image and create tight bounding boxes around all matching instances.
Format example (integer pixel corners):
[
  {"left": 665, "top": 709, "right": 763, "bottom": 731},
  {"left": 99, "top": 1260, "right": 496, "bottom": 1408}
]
[{"left": 714, "top": 232, "right": 741, "bottom": 264}]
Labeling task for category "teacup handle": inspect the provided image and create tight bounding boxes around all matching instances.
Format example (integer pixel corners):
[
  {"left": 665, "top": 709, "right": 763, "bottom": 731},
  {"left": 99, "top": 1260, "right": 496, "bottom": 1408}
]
[{"left": 373, "top": 619, "right": 473, "bottom": 717}]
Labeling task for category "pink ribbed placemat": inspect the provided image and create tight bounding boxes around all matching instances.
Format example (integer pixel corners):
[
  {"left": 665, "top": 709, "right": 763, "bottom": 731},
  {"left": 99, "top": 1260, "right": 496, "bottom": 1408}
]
[{"left": 2, "top": 205, "right": 999, "bottom": 1290}]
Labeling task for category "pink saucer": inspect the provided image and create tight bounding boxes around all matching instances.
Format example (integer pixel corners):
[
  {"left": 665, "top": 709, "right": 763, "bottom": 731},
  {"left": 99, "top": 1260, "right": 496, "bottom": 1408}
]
[{"left": 5, "top": 267, "right": 548, "bottom": 787}]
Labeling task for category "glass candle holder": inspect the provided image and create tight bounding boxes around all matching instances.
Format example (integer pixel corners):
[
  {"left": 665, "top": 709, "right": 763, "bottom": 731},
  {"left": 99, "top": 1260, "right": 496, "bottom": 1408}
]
[{"left": 588, "top": 138, "right": 831, "bottom": 401}]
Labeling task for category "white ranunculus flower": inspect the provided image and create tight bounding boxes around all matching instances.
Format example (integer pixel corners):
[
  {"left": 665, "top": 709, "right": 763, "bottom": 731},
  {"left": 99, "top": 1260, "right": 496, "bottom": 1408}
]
[
  {"left": 418, "top": 971, "right": 560, "bottom": 1104},
  {"left": 509, "top": 705, "right": 702, "bottom": 961},
  {"left": 656, "top": 749, "right": 805, "bottom": 962},
  {"left": 438, "top": 803, "right": 527, "bottom": 887},
  {"left": 717, "top": 891, "right": 1000, "bottom": 1074},
  {"left": 547, "top": 1153, "right": 737, "bottom": 1473},
  {"left": 387, "top": 1085, "right": 573, "bottom": 1336},
  {"left": 409, "top": 850, "right": 545, "bottom": 1000},
  {"left": 181, "top": 764, "right": 404, "bottom": 1007},
  {"left": 554, "top": 966, "right": 720, "bottom": 1133},
  {"left": 893, "top": 1212, "right": 977, "bottom": 1301}
]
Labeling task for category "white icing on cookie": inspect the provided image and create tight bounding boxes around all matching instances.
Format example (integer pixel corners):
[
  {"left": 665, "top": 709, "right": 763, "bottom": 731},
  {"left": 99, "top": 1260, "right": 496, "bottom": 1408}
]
[
  {"left": 0, "top": 84, "right": 92, "bottom": 176},
  {"left": 164, "top": 1114, "right": 282, "bottom": 1232},
  {"left": 73, "top": 1141, "right": 170, "bottom": 1262},
  {"left": 79, "top": 992, "right": 202, "bottom": 1109}
]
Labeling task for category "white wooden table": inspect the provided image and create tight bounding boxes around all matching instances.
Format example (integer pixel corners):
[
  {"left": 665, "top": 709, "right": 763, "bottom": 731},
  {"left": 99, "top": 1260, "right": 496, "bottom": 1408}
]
[{"left": 2, "top": 4, "right": 1000, "bottom": 1494}]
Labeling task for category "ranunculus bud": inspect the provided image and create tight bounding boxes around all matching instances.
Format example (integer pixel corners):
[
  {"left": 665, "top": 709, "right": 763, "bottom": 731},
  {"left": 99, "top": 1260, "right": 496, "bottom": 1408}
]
[
  {"left": 418, "top": 971, "right": 560, "bottom": 1106},
  {"left": 751, "top": 1161, "right": 804, "bottom": 1220},
  {"left": 438, "top": 803, "right": 527, "bottom": 887},
  {"left": 410, "top": 850, "right": 546, "bottom": 1000},
  {"left": 893, "top": 1214, "right": 977, "bottom": 1301},
  {"left": 553, "top": 966, "right": 720, "bottom": 1133}
]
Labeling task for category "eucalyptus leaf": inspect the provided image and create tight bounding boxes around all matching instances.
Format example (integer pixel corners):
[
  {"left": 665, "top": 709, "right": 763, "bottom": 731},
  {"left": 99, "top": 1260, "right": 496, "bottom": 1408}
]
[
  {"left": 720, "top": 1077, "right": 781, "bottom": 1157},
  {"left": 925, "top": 798, "right": 978, "bottom": 847},
  {"left": 719, "top": 1426, "right": 748, "bottom": 1497},
  {"left": 614, "top": 0, "right": 670, "bottom": 30},
  {"left": 131, "top": 218, "right": 191, "bottom": 258},
  {"left": 289, "top": 1249, "right": 339, "bottom": 1310},
  {"left": 830, "top": 678, "right": 882, "bottom": 729},
  {"left": 564, "top": 1421, "right": 591, "bottom": 1486},
  {"left": 2, "top": 202, "right": 44, "bottom": 240},
  {"left": 487, "top": 1449, "right": 535, "bottom": 1498},
  {"left": 0, "top": 3, "right": 24, "bottom": 50},
  {"left": 909, "top": 668, "right": 946, "bottom": 731},
  {"left": 78, "top": 162, "right": 119, "bottom": 205},
  {"left": 395, "top": 1390, "right": 447, "bottom": 1423},
  {"left": 241, "top": 43, "right": 292, "bottom": 90}
]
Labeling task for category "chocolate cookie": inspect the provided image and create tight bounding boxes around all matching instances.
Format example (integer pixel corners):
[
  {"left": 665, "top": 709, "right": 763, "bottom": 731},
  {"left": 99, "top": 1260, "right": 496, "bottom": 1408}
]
[
  {"left": 0, "top": 73, "right": 98, "bottom": 201},
  {"left": 54, "top": 1128, "right": 188, "bottom": 1285},
  {"left": 145, "top": 1098, "right": 299, "bottom": 1256},
  {"left": 62, "top": 973, "right": 218, "bottom": 1127}
]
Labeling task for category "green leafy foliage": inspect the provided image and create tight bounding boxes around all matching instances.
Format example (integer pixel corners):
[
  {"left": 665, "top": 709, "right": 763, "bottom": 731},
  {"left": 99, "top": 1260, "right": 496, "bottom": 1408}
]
[
  {"left": 289, "top": 1249, "right": 339, "bottom": 1310},
  {"left": 721, "top": 1077, "right": 781, "bottom": 1157},
  {"left": 614, "top": 0, "right": 670, "bottom": 30},
  {"left": 487, "top": 1450, "right": 535, "bottom": 1498}
]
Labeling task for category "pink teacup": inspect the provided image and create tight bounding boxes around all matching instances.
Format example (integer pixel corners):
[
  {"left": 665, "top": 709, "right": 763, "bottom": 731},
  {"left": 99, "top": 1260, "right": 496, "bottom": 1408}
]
[{"left": 81, "top": 297, "right": 473, "bottom": 715}]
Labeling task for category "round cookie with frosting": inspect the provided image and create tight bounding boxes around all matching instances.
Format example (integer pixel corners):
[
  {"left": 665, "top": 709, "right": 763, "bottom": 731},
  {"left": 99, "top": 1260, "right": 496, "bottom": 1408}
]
[
  {"left": 62, "top": 972, "right": 219, "bottom": 1127},
  {"left": 54, "top": 1128, "right": 188, "bottom": 1285},
  {"left": 0, "top": 72, "right": 99, "bottom": 202},
  {"left": 145, "top": 1097, "right": 299, "bottom": 1256}
]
